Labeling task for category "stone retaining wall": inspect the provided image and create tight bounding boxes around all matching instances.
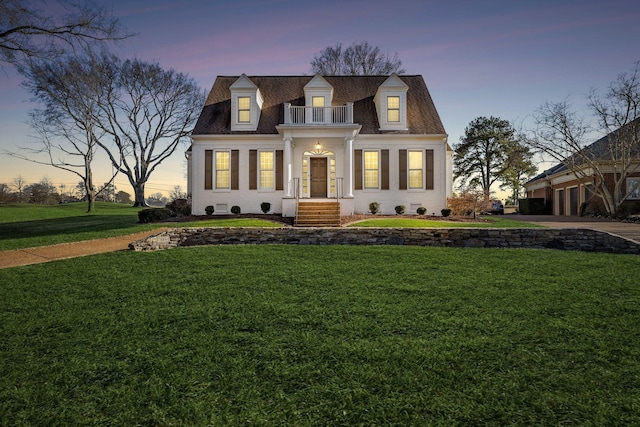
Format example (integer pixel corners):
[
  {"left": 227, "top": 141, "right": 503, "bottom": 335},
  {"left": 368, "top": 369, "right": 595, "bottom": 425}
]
[{"left": 129, "top": 227, "right": 640, "bottom": 254}]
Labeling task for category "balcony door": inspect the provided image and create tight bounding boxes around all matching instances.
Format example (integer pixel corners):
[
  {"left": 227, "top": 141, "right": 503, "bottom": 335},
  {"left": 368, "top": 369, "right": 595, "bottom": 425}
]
[{"left": 310, "top": 157, "right": 328, "bottom": 198}]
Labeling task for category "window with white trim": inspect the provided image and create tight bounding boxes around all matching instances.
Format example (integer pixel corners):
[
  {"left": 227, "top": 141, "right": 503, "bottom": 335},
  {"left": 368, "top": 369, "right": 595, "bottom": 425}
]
[
  {"left": 408, "top": 150, "right": 423, "bottom": 189},
  {"left": 237, "top": 96, "right": 251, "bottom": 123},
  {"left": 259, "top": 151, "right": 275, "bottom": 189},
  {"left": 627, "top": 177, "right": 640, "bottom": 199},
  {"left": 312, "top": 96, "right": 325, "bottom": 122},
  {"left": 387, "top": 96, "right": 400, "bottom": 122},
  {"left": 364, "top": 150, "right": 379, "bottom": 189},
  {"left": 215, "top": 151, "right": 230, "bottom": 189}
]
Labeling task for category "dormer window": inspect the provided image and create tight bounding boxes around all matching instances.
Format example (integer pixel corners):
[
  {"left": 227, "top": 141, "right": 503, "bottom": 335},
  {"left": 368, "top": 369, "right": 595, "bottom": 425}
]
[
  {"left": 237, "top": 96, "right": 251, "bottom": 123},
  {"left": 374, "top": 74, "right": 409, "bottom": 131},
  {"left": 387, "top": 96, "right": 400, "bottom": 122},
  {"left": 230, "top": 74, "right": 263, "bottom": 131}
]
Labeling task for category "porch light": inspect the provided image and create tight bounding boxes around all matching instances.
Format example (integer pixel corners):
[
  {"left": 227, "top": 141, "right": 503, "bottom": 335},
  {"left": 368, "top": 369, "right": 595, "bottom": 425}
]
[{"left": 315, "top": 141, "right": 322, "bottom": 150}]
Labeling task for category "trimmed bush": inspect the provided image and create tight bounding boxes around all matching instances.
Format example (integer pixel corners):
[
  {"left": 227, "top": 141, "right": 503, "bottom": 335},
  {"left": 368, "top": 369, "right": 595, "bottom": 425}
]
[
  {"left": 369, "top": 202, "right": 380, "bottom": 214},
  {"left": 138, "top": 208, "right": 172, "bottom": 223},
  {"left": 205, "top": 205, "right": 214, "bottom": 215},
  {"left": 166, "top": 198, "right": 191, "bottom": 217},
  {"left": 441, "top": 208, "right": 452, "bottom": 217},
  {"left": 416, "top": 206, "right": 427, "bottom": 215},
  {"left": 231, "top": 205, "right": 241, "bottom": 214},
  {"left": 518, "top": 198, "right": 546, "bottom": 215},
  {"left": 395, "top": 205, "right": 406, "bottom": 215},
  {"left": 261, "top": 202, "right": 271, "bottom": 214}
]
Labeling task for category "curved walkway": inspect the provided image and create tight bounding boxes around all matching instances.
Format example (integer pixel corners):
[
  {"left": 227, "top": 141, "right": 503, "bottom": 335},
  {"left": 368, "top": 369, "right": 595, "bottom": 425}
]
[{"left": 0, "top": 229, "right": 167, "bottom": 269}]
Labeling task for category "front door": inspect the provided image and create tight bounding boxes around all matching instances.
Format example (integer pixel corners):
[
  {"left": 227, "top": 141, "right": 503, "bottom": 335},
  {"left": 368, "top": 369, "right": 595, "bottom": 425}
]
[{"left": 310, "top": 157, "right": 327, "bottom": 198}]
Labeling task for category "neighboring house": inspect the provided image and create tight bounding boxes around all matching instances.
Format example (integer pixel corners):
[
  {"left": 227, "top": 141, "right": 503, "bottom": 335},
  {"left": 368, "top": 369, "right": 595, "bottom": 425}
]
[
  {"left": 187, "top": 73, "right": 452, "bottom": 221},
  {"left": 524, "top": 120, "right": 640, "bottom": 216}
]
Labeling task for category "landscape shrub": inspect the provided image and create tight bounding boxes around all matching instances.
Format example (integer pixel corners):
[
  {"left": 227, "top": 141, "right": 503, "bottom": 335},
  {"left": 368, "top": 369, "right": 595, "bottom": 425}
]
[
  {"left": 369, "top": 202, "right": 380, "bottom": 214},
  {"left": 138, "top": 208, "right": 172, "bottom": 223},
  {"left": 441, "top": 208, "right": 452, "bottom": 217},
  {"left": 205, "top": 205, "right": 214, "bottom": 215},
  {"left": 446, "top": 190, "right": 491, "bottom": 216},
  {"left": 614, "top": 201, "right": 640, "bottom": 219},
  {"left": 395, "top": 205, "right": 406, "bottom": 215},
  {"left": 261, "top": 202, "right": 271, "bottom": 214},
  {"left": 166, "top": 198, "right": 191, "bottom": 217},
  {"left": 518, "top": 198, "right": 546, "bottom": 215},
  {"left": 416, "top": 206, "right": 427, "bottom": 215},
  {"left": 231, "top": 205, "right": 241, "bottom": 214}
]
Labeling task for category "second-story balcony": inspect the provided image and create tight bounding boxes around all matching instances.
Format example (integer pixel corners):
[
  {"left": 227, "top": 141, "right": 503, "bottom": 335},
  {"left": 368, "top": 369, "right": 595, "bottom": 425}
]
[{"left": 283, "top": 103, "right": 354, "bottom": 125}]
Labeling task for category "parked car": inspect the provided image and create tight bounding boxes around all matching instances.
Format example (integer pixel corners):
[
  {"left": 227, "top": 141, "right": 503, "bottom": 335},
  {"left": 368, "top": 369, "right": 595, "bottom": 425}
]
[{"left": 489, "top": 199, "right": 504, "bottom": 215}]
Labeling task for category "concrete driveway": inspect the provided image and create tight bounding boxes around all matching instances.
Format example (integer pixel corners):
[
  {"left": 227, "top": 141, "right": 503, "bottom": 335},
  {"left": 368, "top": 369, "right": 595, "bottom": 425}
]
[{"left": 513, "top": 214, "right": 640, "bottom": 244}]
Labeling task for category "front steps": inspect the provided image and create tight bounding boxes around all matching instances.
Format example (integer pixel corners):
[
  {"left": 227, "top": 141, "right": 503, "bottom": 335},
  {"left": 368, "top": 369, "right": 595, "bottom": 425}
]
[{"left": 295, "top": 201, "right": 341, "bottom": 227}]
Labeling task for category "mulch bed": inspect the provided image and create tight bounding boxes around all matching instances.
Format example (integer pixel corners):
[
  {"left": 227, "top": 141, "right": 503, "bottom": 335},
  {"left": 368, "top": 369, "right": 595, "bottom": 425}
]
[{"left": 161, "top": 214, "right": 488, "bottom": 227}]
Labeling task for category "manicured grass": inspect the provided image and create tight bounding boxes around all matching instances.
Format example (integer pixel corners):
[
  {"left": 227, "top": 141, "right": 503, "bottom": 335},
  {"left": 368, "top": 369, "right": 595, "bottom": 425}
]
[
  {"left": 1, "top": 245, "right": 638, "bottom": 425},
  {"left": 349, "top": 216, "right": 543, "bottom": 228},
  {"left": 0, "top": 203, "right": 283, "bottom": 250}
]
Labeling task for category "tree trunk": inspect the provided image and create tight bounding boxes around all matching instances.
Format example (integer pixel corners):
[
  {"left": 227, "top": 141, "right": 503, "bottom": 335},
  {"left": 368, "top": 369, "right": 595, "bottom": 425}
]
[
  {"left": 132, "top": 183, "right": 149, "bottom": 207},
  {"left": 84, "top": 167, "right": 96, "bottom": 213}
]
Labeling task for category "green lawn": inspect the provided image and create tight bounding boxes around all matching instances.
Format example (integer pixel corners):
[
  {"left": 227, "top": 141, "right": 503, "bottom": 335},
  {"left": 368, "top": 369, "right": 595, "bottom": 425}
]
[
  {"left": 0, "top": 203, "right": 283, "bottom": 250},
  {"left": 1, "top": 245, "right": 639, "bottom": 425},
  {"left": 0, "top": 204, "right": 540, "bottom": 251}
]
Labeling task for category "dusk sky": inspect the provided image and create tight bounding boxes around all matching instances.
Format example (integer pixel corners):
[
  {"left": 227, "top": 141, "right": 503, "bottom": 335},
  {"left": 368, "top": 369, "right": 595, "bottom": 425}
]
[{"left": 1, "top": 0, "right": 639, "bottom": 198}]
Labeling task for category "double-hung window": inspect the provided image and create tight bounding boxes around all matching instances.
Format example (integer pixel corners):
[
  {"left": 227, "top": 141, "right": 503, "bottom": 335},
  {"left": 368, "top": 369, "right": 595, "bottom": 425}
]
[
  {"left": 364, "top": 150, "right": 380, "bottom": 189},
  {"left": 215, "top": 151, "right": 230, "bottom": 189},
  {"left": 408, "top": 151, "right": 423, "bottom": 189},
  {"left": 259, "top": 151, "right": 275, "bottom": 189},
  {"left": 237, "top": 96, "right": 251, "bottom": 123},
  {"left": 387, "top": 96, "right": 400, "bottom": 122},
  {"left": 312, "top": 96, "right": 325, "bottom": 122}
]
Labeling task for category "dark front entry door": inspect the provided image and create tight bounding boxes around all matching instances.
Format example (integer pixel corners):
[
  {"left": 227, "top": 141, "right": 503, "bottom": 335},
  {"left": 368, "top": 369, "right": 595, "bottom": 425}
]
[{"left": 310, "top": 157, "right": 327, "bottom": 198}]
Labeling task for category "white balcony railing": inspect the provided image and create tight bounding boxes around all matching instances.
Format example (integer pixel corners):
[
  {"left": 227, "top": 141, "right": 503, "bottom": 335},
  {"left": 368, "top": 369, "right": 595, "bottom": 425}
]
[{"left": 283, "top": 103, "right": 354, "bottom": 125}]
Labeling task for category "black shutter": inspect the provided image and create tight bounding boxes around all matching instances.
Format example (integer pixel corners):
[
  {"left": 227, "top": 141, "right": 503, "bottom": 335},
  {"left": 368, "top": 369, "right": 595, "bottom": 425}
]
[
  {"left": 399, "top": 149, "right": 407, "bottom": 190},
  {"left": 276, "top": 150, "right": 283, "bottom": 191},
  {"left": 231, "top": 150, "right": 239, "bottom": 190},
  {"left": 354, "top": 149, "right": 362, "bottom": 190},
  {"left": 381, "top": 149, "right": 389, "bottom": 190},
  {"left": 204, "top": 150, "right": 212, "bottom": 190},
  {"left": 426, "top": 149, "right": 434, "bottom": 190},
  {"left": 249, "top": 150, "right": 257, "bottom": 190}
]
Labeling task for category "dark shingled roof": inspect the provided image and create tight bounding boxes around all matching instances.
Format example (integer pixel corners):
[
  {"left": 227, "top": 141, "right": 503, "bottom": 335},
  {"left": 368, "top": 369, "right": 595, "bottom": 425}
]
[{"left": 192, "top": 75, "right": 446, "bottom": 135}]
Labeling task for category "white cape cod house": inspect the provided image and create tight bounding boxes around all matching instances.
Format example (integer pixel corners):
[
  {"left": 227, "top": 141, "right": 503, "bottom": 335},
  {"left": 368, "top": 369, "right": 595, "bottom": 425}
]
[{"left": 187, "top": 73, "right": 452, "bottom": 223}]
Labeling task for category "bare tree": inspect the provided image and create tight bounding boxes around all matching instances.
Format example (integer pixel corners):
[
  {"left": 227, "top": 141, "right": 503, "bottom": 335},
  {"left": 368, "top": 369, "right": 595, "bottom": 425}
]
[
  {"left": 10, "top": 50, "right": 117, "bottom": 212},
  {"left": 96, "top": 57, "right": 204, "bottom": 206},
  {"left": 169, "top": 185, "right": 186, "bottom": 201},
  {"left": 0, "top": 0, "right": 127, "bottom": 67},
  {"left": 524, "top": 62, "right": 640, "bottom": 215},
  {"left": 11, "top": 175, "right": 27, "bottom": 202},
  {"left": 310, "top": 42, "right": 405, "bottom": 75}
]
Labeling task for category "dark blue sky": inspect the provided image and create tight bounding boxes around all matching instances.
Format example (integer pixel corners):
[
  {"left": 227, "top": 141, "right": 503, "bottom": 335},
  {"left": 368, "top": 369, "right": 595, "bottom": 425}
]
[{"left": 1, "top": 0, "right": 638, "bottom": 195}]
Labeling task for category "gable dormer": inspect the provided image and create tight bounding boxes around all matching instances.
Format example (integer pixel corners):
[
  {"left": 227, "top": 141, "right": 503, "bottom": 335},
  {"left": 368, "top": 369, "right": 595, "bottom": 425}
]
[
  {"left": 304, "top": 74, "right": 334, "bottom": 110},
  {"left": 374, "top": 74, "right": 409, "bottom": 131},
  {"left": 230, "top": 74, "right": 263, "bottom": 131}
]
